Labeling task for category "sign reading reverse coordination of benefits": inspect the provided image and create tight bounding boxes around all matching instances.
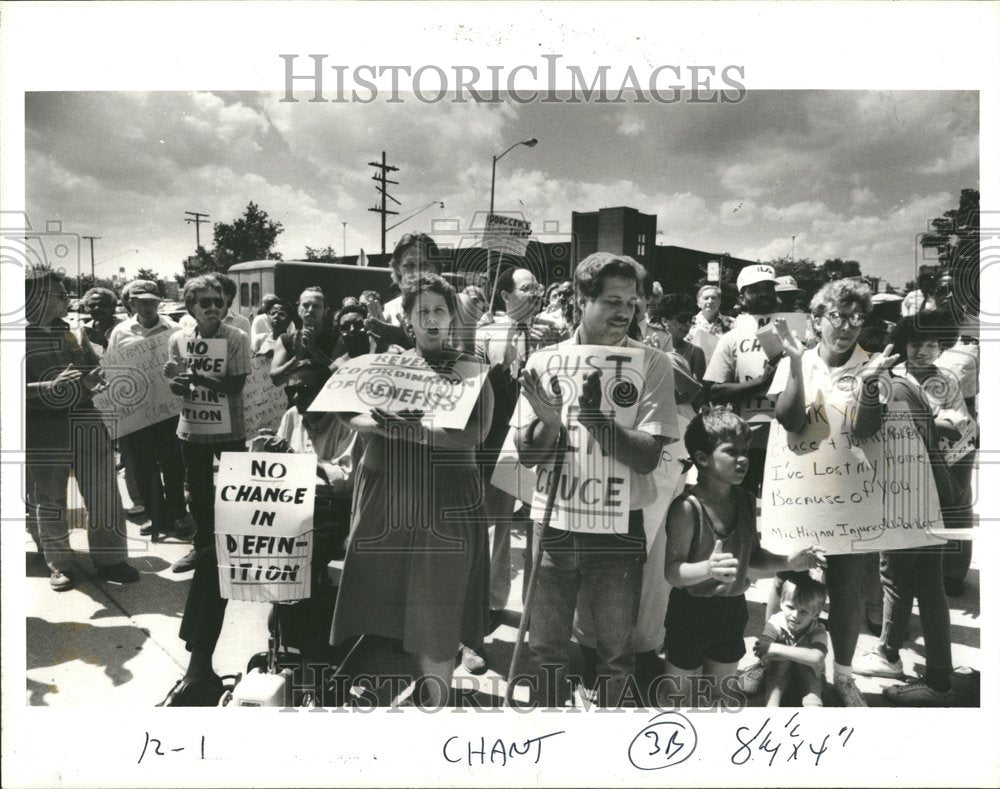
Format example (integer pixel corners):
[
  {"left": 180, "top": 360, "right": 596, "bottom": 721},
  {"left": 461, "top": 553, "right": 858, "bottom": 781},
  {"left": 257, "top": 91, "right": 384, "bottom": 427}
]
[
  {"left": 760, "top": 396, "right": 946, "bottom": 556},
  {"left": 215, "top": 452, "right": 316, "bottom": 602},
  {"left": 307, "top": 352, "right": 487, "bottom": 429}
]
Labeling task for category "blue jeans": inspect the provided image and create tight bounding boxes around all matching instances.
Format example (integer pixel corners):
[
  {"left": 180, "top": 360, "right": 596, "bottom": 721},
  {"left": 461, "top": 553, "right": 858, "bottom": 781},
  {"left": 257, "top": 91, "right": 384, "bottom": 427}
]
[{"left": 527, "top": 515, "right": 644, "bottom": 707}]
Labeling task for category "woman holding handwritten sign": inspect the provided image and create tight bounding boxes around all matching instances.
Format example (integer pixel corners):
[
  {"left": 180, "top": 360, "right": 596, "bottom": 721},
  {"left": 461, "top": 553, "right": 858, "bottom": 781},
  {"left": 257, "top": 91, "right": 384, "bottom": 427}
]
[
  {"left": 767, "top": 279, "right": 898, "bottom": 707},
  {"left": 330, "top": 274, "right": 494, "bottom": 707}
]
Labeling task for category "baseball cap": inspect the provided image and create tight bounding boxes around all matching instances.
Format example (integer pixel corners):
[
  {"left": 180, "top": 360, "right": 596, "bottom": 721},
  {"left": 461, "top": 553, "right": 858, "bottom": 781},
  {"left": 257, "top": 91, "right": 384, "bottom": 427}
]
[
  {"left": 126, "top": 279, "right": 162, "bottom": 300},
  {"left": 775, "top": 275, "right": 803, "bottom": 293},
  {"left": 736, "top": 265, "right": 776, "bottom": 291}
]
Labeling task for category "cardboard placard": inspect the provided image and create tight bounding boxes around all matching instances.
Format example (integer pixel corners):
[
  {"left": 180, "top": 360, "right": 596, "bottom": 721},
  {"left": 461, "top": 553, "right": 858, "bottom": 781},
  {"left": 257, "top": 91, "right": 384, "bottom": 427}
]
[
  {"left": 243, "top": 353, "right": 290, "bottom": 435},
  {"left": 760, "top": 398, "right": 946, "bottom": 556},
  {"left": 177, "top": 337, "right": 231, "bottom": 435},
  {"left": 215, "top": 452, "right": 316, "bottom": 602},
  {"left": 483, "top": 212, "right": 532, "bottom": 256},
  {"left": 92, "top": 331, "right": 180, "bottom": 437},
  {"left": 307, "top": 352, "right": 487, "bottom": 430},
  {"left": 522, "top": 345, "right": 645, "bottom": 535}
]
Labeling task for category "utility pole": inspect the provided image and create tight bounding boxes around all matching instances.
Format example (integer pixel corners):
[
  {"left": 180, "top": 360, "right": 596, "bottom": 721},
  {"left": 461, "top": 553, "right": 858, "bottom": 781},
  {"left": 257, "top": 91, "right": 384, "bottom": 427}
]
[
  {"left": 82, "top": 235, "right": 100, "bottom": 280},
  {"left": 367, "top": 152, "right": 399, "bottom": 258},
  {"left": 185, "top": 211, "right": 210, "bottom": 250},
  {"left": 342, "top": 222, "right": 347, "bottom": 258}
]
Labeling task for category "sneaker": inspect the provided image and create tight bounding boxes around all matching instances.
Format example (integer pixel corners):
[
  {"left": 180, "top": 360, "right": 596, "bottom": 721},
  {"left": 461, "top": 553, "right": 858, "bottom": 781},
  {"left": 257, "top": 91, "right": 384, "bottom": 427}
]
[
  {"left": 171, "top": 548, "right": 199, "bottom": 573},
  {"left": 833, "top": 674, "right": 868, "bottom": 707},
  {"left": 737, "top": 661, "right": 767, "bottom": 695},
  {"left": 460, "top": 644, "right": 487, "bottom": 675},
  {"left": 883, "top": 679, "right": 958, "bottom": 707},
  {"left": 157, "top": 676, "right": 224, "bottom": 707},
  {"left": 854, "top": 649, "right": 904, "bottom": 679},
  {"left": 97, "top": 562, "right": 140, "bottom": 584},
  {"left": 49, "top": 568, "right": 75, "bottom": 592}
]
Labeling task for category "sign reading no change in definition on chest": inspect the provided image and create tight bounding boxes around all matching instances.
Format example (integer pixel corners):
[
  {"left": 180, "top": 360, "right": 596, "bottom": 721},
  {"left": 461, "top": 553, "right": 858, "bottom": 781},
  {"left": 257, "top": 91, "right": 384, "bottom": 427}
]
[
  {"left": 215, "top": 452, "right": 317, "bottom": 602},
  {"left": 178, "top": 337, "right": 231, "bottom": 435}
]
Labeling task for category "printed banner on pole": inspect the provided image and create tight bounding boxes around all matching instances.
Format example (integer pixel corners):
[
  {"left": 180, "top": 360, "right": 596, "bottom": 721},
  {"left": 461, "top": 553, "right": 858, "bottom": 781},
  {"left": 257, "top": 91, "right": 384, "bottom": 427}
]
[
  {"left": 177, "top": 337, "right": 231, "bottom": 435},
  {"left": 483, "top": 213, "right": 532, "bottom": 256},
  {"left": 760, "top": 397, "right": 946, "bottom": 556},
  {"left": 243, "top": 353, "right": 290, "bottom": 435},
  {"left": 523, "top": 345, "right": 644, "bottom": 536},
  {"left": 215, "top": 452, "right": 316, "bottom": 602},
  {"left": 307, "top": 352, "right": 487, "bottom": 429},
  {"left": 93, "top": 331, "right": 180, "bottom": 437}
]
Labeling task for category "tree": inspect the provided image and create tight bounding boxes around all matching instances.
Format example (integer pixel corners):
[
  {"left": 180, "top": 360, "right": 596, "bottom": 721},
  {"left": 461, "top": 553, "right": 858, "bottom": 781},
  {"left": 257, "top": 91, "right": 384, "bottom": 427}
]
[
  {"left": 921, "top": 188, "right": 979, "bottom": 314},
  {"left": 304, "top": 245, "right": 339, "bottom": 263},
  {"left": 212, "top": 202, "right": 284, "bottom": 271},
  {"left": 821, "top": 258, "right": 862, "bottom": 281},
  {"left": 768, "top": 256, "right": 827, "bottom": 304},
  {"left": 136, "top": 267, "right": 160, "bottom": 282},
  {"left": 180, "top": 245, "right": 223, "bottom": 280}
]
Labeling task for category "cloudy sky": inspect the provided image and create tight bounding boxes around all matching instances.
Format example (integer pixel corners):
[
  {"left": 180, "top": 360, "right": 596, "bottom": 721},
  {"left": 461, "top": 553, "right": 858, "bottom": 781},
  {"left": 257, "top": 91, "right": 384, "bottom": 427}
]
[{"left": 26, "top": 90, "right": 977, "bottom": 286}]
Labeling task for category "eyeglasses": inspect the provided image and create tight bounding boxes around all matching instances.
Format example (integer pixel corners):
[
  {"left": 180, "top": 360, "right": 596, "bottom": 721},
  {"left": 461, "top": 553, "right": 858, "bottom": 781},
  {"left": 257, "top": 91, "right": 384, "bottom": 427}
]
[
  {"left": 197, "top": 297, "right": 225, "bottom": 309},
  {"left": 823, "top": 310, "right": 868, "bottom": 328}
]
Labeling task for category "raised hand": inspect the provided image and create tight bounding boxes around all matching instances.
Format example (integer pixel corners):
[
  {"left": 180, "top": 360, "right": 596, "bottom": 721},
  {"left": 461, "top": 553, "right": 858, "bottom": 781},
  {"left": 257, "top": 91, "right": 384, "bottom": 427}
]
[
  {"left": 708, "top": 538, "right": 739, "bottom": 583},
  {"left": 774, "top": 317, "right": 804, "bottom": 361},
  {"left": 577, "top": 370, "right": 607, "bottom": 430}
]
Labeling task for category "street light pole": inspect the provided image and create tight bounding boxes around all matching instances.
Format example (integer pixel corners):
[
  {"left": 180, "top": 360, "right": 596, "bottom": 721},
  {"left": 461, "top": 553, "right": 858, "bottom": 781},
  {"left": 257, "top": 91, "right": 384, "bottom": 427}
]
[
  {"left": 342, "top": 222, "right": 347, "bottom": 258},
  {"left": 489, "top": 137, "right": 537, "bottom": 218}
]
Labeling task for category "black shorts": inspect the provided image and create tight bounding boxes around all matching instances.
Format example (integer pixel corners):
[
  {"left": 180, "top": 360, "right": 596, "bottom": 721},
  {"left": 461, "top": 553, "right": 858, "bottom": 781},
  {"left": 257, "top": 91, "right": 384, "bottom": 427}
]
[{"left": 664, "top": 587, "right": 748, "bottom": 670}]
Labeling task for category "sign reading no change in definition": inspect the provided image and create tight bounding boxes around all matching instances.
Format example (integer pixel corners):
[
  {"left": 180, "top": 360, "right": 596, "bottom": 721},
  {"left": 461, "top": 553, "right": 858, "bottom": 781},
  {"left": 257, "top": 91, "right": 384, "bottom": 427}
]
[
  {"left": 215, "top": 452, "right": 317, "bottom": 602},
  {"left": 177, "top": 337, "right": 231, "bottom": 435}
]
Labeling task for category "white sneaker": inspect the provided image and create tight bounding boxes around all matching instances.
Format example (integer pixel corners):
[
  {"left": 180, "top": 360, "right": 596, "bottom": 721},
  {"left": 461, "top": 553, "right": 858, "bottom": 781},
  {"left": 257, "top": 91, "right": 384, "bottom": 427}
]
[
  {"left": 833, "top": 674, "right": 868, "bottom": 707},
  {"left": 883, "top": 679, "right": 958, "bottom": 707},
  {"left": 854, "top": 649, "right": 904, "bottom": 679},
  {"left": 737, "top": 661, "right": 767, "bottom": 695}
]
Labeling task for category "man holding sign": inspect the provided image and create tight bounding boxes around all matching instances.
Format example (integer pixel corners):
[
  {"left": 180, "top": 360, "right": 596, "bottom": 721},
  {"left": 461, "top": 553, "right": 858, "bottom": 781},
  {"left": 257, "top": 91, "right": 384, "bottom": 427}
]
[
  {"left": 165, "top": 276, "right": 251, "bottom": 574},
  {"left": 514, "top": 252, "right": 679, "bottom": 707}
]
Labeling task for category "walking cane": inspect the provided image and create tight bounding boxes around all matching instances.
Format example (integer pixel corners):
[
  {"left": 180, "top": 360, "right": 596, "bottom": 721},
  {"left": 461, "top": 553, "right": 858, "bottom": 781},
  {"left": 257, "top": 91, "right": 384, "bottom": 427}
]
[{"left": 502, "top": 425, "right": 568, "bottom": 708}]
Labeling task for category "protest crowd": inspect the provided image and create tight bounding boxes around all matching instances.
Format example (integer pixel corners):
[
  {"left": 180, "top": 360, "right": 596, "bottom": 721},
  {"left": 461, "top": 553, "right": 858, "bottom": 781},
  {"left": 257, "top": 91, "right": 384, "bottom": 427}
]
[{"left": 24, "top": 235, "right": 979, "bottom": 709}]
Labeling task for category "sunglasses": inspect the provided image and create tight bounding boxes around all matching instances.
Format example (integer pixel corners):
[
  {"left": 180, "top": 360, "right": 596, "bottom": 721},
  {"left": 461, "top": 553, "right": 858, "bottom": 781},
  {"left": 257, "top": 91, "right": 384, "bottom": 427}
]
[
  {"left": 823, "top": 310, "right": 868, "bottom": 328},
  {"left": 197, "top": 297, "right": 225, "bottom": 309}
]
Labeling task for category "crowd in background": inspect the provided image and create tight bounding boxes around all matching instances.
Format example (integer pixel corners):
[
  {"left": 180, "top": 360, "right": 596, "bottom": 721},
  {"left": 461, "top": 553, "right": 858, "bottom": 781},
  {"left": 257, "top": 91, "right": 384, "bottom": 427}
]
[{"left": 23, "top": 234, "right": 979, "bottom": 709}]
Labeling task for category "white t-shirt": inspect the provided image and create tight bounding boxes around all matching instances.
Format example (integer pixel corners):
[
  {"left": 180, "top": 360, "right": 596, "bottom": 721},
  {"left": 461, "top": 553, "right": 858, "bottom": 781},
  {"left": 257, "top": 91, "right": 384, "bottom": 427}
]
[{"left": 704, "top": 312, "right": 778, "bottom": 421}]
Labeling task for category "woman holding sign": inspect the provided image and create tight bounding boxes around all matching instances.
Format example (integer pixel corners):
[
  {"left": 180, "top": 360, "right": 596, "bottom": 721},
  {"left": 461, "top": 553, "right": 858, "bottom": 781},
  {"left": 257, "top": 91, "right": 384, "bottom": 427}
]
[
  {"left": 330, "top": 273, "right": 494, "bottom": 707},
  {"left": 768, "top": 279, "right": 899, "bottom": 707}
]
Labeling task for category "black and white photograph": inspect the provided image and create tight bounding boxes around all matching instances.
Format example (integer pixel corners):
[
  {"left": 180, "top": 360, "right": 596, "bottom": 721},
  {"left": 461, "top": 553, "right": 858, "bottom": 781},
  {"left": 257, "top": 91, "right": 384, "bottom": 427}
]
[{"left": 1, "top": 2, "right": 997, "bottom": 787}]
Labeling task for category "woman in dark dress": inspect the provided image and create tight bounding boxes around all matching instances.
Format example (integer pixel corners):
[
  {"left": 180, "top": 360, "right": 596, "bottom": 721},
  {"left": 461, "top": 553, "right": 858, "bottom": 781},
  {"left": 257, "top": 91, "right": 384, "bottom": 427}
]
[{"left": 330, "top": 273, "right": 494, "bottom": 706}]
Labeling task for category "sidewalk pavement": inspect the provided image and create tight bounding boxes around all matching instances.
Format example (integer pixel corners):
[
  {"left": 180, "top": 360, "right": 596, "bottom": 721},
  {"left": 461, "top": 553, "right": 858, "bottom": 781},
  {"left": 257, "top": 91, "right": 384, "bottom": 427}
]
[{"left": 25, "top": 489, "right": 981, "bottom": 708}]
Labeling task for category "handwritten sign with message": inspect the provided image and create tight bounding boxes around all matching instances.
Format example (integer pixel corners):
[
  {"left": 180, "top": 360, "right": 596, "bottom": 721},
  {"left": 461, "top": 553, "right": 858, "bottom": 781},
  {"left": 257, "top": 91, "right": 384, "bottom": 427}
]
[
  {"left": 520, "top": 345, "right": 646, "bottom": 535},
  {"left": 760, "top": 398, "right": 946, "bottom": 555},
  {"left": 215, "top": 452, "right": 316, "bottom": 602},
  {"left": 307, "top": 352, "right": 487, "bottom": 429},
  {"left": 93, "top": 331, "right": 180, "bottom": 437},
  {"left": 243, "top": 353, "right": 289, "bottom": 435},
  {"left": 177, "top": 337, "right": 231, "bottom": 435}
]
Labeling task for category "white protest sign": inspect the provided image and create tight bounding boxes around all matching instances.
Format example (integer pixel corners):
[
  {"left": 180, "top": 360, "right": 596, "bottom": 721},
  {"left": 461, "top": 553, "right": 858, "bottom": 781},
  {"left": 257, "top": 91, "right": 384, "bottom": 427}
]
[
  {"left": 243, "top": 353, "right": 289, "bottom": 435},
  {"left": 760, "top": 397, "right": 946, "bottom": 556},
  {"left": 490, "top": 427, "right": 538, "bottom": 505},
  {"left": 524, "top": 345, "right": 643, "bottom": 535},
  {"left": 483, "top": 213, "right": 532, "bottom": 256},
  {"left": 177, "top": 337, "right": 231, "bottom": 435},
  {"left": 92, "top": 330, "right": 180, "bottom": 437},
  {"left": 215, "top": 452, "right": 316, "bottom": 602},
  {"left": 307, "top": 352, "right": 487, "bottom": 430},
  {"left": 640, "top": 414, "right": 689, "bottom": 549}
]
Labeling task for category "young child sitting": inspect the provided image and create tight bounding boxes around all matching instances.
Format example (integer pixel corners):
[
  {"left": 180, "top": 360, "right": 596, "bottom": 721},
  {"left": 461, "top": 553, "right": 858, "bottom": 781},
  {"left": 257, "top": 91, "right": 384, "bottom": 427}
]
[
  {"left": 662, "top": 407, "right": 825, "bottom": 707},
  {"left": 754, "top": 576, "right": 829, "bottom": 707}
]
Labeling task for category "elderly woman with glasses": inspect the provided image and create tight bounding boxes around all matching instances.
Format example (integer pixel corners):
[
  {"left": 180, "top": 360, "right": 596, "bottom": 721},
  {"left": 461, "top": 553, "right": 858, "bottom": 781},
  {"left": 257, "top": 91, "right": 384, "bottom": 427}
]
[{"left": 763, "top": 278, "right": 899, "bottom": 707}]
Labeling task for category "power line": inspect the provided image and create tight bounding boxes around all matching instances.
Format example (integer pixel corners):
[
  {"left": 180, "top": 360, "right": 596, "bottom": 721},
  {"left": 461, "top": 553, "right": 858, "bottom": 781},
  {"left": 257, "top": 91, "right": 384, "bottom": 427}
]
[
  {"left": 184, "top": 211, "right": 210, "bottom": 250},
  {"left": 367, "top": 151, "right": 399, "bottom": 258}
]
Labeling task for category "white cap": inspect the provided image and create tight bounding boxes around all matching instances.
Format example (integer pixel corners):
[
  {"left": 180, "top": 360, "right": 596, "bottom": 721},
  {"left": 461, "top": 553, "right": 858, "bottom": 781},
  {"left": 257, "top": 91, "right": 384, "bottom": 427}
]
[
  {"left": 775, "top": 275, "right": 803, "bottom": 293},
  {"left": 736, "top": 264, "right": 776, "bottom": 291}
]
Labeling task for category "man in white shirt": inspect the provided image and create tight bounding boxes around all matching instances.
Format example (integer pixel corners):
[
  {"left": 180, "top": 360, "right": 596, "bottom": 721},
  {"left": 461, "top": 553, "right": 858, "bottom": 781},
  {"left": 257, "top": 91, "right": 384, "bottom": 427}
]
[
  {"left": 107, "top": 280, "right": 189, "bottom": 541},
  {"left": 514, "top": 252, "right": 679, "bottom": 707}
]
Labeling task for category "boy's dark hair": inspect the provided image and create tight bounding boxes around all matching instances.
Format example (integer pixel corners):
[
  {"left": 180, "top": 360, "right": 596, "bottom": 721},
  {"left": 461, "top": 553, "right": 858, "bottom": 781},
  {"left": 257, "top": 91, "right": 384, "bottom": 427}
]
[
  {"left": 781, "top": 575, "right": 827, "bottom": 612},
  {"left": 890, "top": 311, "right": 959, "bottom": 362},
  {"left": 684, "top": 406, "right": 751, "bottom": 463}
]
